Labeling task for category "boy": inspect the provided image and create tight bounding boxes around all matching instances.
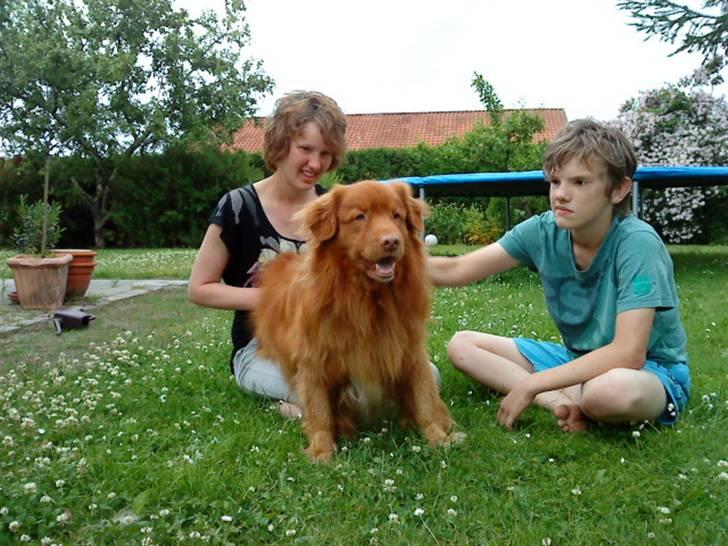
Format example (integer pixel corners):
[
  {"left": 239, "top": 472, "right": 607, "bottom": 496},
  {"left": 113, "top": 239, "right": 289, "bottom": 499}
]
[{"left": 428, "top": 119, "right": 690, "bottom": 432}]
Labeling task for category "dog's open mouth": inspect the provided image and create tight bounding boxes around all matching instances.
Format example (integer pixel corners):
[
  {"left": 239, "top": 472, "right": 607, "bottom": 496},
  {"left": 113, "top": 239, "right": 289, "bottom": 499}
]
[{"left": 367, "top": 257, "right": 397, "bottom": 282}]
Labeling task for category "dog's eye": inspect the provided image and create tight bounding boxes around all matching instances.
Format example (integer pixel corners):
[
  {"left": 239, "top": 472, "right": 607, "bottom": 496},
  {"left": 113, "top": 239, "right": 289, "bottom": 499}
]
[
  {"left": 393, "top": 212, "right": 402, "bottom": 220},
  {"left": 354, "top": 213, "right": 366, "bottom": 221}
]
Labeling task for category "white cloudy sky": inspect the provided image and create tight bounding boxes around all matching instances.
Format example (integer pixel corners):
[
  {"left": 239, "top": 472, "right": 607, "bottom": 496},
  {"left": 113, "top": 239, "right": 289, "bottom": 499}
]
[{"left": 178, "top": 0, "right": 726, "bottom": 121}]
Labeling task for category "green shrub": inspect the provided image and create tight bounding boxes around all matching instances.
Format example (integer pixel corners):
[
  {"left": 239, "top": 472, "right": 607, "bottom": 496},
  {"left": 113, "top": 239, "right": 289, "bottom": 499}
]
[
  {"left": 425, "top": 202, "right": 467, "bottom": 244},
  {"left": 11, "top": 195, "right": 64, "bottom": 255}
]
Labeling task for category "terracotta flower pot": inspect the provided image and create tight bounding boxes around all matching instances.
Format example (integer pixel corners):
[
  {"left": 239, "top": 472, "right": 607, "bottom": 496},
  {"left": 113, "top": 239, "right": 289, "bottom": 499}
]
[
  {"left": 52, "top": 249, "right": 97, "bottom": 299},
  {"left": 6, "top": 254, "right": 73, "bottom": 310}
]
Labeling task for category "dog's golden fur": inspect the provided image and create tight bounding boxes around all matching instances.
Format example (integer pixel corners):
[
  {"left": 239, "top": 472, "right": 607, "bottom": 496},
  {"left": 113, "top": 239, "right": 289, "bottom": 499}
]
[{"left": 253, "top": 180, "right": 459, "bottom": 462}]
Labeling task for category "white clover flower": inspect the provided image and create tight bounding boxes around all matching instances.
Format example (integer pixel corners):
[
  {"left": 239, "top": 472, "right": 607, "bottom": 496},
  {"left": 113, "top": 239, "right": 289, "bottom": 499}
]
[
  {"left": 718, "top": 460, "right": 728, "bottom": 467},
  {"left": 221, "top": 515, "right": 233, "bottom": 522},
  {"left": 56, "top": 509, "right": 72, "bottom": 525},
  {"left": 388, "top": 513, "right": 399, "bottom": 523},
  {"left": 411, "top": 445, "right": 421, "bottom": 453},
  {"left": 23, "top": 482, "right": 37, "bottom": 494},
  {"left": 55, "top": 480, "right": 65, "bottom": 488},
  {"left": 267, "top": 524, "right": 274, "bottom": 532},
  {"left": 450, "top": 495, "right": 458, "bottom": 503},
  {"left": 19, "top": 534, "right": 31, "bottom": 542},
  {"left": 285, "top": 529, "right": 296, "bottom": 537},
  {"left": 657, "top": 506, "right": 671, "bottom": 514},
  {"left": 41, "top": 537, "right": 53, "bottom": 546},
  {"left": 9, "top": 521, "right": 21, "bottom": 532},
  {"left": 370, "top": 527, "right": 379, "bottom": 534},
  {"left": 718, "top": 472, "right": 728, "bottom": 480},
  {"left": 2, "top": 435, "right": 13, "bottom": 447},
  {"left": 542, "top": 538, "right": 552, "bottom": 546},
  {"left": 632, "top": 431, "right": 641, "bottom": 438},
  {"left": 415, "top": 493, "right": 424, "bottom": 500},
  {"left": 414, "top": 508, "right": 425, "bottom": 517},
  {"left": 159, "top": 509, "right": 170, "bottom": 517},
  {"left": 40, "top": 495, "right": 52, "bottom": 503},
  {"left": 647, "top": 531, "right": 656, "bottom": 539},
  {"left": 659, "top": 518, "right": 672, "bottom": 525},
  {"left": 447, "top": 508, "right": 457, "bottom": 516},
  {"left": 571, "top": 486, "right": 582, "bottom": 495}
]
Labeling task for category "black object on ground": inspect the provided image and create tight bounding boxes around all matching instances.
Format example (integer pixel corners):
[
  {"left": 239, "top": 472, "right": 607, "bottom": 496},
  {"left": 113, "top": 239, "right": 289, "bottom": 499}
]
[{"left": 52, "top": 308, "right": 96, "bottom": 335}]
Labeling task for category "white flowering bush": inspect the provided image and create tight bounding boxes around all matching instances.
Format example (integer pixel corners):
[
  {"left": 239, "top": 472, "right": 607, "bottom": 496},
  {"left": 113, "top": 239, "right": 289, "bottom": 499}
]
[{"left": 614, "top": 77, "right": 728, "bottom": 243}]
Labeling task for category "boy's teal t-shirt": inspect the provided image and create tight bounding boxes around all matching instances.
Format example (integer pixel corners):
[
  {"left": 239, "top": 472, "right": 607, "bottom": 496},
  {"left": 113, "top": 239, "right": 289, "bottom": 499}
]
[{"left": 498, "top": 211, "right": 688, "bottom": 366}]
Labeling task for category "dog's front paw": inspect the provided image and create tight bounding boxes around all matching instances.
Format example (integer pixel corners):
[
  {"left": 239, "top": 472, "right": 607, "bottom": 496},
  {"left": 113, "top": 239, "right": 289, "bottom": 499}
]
[
  {"left": 304, "top": 443, "right": 336, "bottom": 463},
  {"left": 303, "top": 430, "right": 337, "bottom": 463},
  {"left": 442, "top": 431, "right": 467, "bottom": 447}
]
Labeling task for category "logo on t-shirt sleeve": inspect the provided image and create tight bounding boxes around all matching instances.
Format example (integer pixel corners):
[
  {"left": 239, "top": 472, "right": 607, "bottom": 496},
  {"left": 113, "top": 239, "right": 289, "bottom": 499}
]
[{"left": 632, "top": 274, "right": 653, "bottom": 296}]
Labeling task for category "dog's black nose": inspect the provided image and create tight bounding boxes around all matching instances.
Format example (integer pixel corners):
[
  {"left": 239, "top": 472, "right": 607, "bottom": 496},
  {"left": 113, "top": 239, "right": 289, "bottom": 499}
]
[{"left": 381, "top": 235, "right": 401, "bottom": 251}]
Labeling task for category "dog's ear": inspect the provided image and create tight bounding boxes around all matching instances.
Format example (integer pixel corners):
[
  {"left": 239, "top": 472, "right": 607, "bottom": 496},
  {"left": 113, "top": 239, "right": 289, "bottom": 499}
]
[
  {"left": 297, "top": 190, "right": 339, "bottom": 242},
  {"left": 391, "top": 182, "right": 428, "bottom": 234}
]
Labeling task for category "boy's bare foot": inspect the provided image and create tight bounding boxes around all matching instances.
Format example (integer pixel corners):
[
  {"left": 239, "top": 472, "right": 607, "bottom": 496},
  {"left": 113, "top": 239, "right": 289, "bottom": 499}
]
[
  {"left": 278, "top": 401, "right": 303, "bottom": 420},
  {"left": 553, "top": 404, "right": 589, "bottom": 432}
]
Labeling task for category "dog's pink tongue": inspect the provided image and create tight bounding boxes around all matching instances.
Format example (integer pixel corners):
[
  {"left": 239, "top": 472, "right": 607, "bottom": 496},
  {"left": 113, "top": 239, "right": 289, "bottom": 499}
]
[{"left": 375, "top": 260, "right": 395, "bottom": 277}]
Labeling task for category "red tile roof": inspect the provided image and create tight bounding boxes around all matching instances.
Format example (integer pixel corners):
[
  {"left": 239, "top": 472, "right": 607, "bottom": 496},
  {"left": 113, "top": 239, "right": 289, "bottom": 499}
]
[{"left": 229, "top": 109, "right": 567, "bottom": 152}]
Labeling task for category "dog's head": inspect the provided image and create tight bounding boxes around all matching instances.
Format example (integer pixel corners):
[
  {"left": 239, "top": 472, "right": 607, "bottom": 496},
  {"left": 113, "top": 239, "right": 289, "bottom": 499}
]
[{"left": 299, "top": 180, "right": 427, "bottom": 283}]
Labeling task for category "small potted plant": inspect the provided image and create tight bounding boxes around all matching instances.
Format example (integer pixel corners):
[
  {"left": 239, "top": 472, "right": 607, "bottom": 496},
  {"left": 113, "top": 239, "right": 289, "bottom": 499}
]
[{"left": 6, "top": 193, "right": 72, "bottom": 310}]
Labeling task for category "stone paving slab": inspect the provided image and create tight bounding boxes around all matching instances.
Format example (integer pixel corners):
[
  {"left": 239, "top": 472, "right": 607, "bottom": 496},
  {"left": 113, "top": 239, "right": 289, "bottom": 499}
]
[{"left": 0, "top": 279, "right": 188, "bottom": 335}]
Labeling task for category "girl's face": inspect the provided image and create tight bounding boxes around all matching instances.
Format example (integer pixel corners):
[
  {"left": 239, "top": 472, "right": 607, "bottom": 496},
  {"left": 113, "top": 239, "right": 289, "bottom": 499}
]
[{"left": 276, "top": 121, "right": 333, "bottom": 190}]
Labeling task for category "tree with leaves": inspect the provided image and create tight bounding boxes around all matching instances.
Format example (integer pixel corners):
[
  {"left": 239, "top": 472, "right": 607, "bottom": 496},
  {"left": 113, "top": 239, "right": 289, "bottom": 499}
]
[
  {"left": 461, "top": 72, "right": 546, "bottom": 172},
  {"left": 617, "top": 0, "right": 728, "bottom": 84},
  {"left": 0, "top": 0, "right": 273, "bottom": 247}
]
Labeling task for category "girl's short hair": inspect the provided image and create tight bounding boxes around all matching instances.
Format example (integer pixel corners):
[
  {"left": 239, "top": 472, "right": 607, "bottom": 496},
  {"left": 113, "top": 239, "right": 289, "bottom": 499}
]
[
  {"left": 543, "top": 119, "right": 637, "bottom": 215},
  {"left": 263, "top": 91, "right": 347, "bottom": 172}
]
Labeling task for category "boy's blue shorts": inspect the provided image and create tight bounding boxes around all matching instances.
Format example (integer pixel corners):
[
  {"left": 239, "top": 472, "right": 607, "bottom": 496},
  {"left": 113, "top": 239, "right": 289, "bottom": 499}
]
[{"left": 513, "top": 338, "right": 690, "bottom": 425}]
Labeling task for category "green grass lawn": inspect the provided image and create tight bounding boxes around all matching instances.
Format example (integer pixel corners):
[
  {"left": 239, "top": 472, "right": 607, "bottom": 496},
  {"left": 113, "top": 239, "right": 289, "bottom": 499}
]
[{"left": 0, "top": 246, "right": 726, "bottom": 545}]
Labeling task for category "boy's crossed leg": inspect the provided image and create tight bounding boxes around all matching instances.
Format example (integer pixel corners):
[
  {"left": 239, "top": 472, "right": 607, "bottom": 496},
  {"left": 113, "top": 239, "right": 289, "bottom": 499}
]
[{"left": 447, "top": 331, "right": 667, "bottom": 431}]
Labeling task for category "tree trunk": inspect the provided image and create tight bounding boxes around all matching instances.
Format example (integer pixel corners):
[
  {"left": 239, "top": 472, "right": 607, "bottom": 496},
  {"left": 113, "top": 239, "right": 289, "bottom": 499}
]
[{"left": 41, "top": 156, "right": 51, "bottom": 256}]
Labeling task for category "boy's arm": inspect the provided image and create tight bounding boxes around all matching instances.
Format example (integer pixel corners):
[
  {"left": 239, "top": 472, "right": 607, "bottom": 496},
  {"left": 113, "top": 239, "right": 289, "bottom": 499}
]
[
  {"left": 428, "top": 242, "right": 519, "bottom": 287},
  {"left": 497, "top": 307, "right": 655, "bottom": 429}
]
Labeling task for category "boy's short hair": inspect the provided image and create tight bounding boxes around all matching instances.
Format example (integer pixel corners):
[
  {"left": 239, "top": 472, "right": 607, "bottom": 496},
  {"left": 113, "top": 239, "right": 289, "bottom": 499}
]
[
  {"left": 263, "top": 91, "right": 348, "bottom": 172},
  {"left": 543, "top": 119, "right": 637, "bottom": 215}
]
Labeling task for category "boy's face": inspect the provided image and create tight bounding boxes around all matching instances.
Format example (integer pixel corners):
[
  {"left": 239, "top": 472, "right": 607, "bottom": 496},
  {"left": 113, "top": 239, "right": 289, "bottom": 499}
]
[{"left": 548, "top": 157, "right": 622, "bottom": 236}]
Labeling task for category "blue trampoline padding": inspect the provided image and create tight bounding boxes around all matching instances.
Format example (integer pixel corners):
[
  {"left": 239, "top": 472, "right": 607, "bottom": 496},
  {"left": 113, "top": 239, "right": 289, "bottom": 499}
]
[{"left": 383, "top": 165, "right": 728, "bottom": 197}]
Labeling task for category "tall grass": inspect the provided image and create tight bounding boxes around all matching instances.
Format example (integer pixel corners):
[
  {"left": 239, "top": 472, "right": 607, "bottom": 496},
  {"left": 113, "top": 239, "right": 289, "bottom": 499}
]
[{"left": 0, "top": 246, "right": 726, "bottom": 544}]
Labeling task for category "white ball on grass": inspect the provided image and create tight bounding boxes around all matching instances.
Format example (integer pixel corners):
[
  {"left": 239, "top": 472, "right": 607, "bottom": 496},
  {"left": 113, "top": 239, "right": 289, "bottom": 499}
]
[{"left": 424, "top": 234, "right": 438, "bottom": 247}]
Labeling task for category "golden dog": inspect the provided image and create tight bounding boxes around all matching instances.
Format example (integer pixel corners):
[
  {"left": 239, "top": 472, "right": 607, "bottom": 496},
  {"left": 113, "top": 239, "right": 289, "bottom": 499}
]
[{"left": 254, "top": 180, "right": 461, "bottom": 462}]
